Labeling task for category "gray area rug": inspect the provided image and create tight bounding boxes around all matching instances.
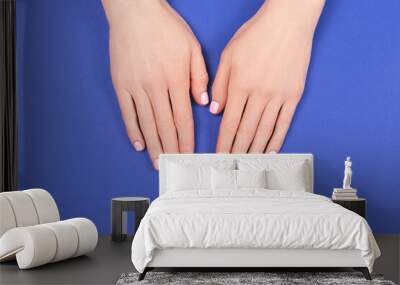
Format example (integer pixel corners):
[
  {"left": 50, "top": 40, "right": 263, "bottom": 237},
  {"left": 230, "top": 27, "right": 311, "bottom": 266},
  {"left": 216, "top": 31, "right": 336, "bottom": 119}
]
[{"left": 117, "top": 272, "right": 396, "bottom": 285}]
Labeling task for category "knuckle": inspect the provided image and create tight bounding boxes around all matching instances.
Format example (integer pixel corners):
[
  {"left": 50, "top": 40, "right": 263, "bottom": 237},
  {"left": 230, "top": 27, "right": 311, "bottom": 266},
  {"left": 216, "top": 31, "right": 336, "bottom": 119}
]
[
  {"left": 140, "top": 78, "right": 155, "bottom": 92},
  {"left": 179, "top": 134, "right": 194, "bottom": 150},
  {"left": 157, "top": 119, "right": 172, "bottom": 131},
  {"left": 196, "top": 71, "right": 209, "bottom": 83},
  {"left": 279, "top": 119, "right": 291, "bottom": 130},
  {"left": 238, "top": 126, "right": 255, "bottom": 137},
  {"left": 222, "top": 120, "right": 238, "bottom": 135},
  {"left": 170, "top": 74, "right": 190, "bottom": 89},
  {"left": 147, "top": 91, "right": 162, "bottom": 103},
  {"left": 111, "top": 79, "right": 126, "bottom": 93},
  {"left": 228, "top": 74, "right": 250, "bottom": 94},
  {"left": 230, "top": 82, "right": 249, "bottom": 94},
  {"left": 291, "top": 92, "right": 303, "bottom": 102},
  {"left": 282, "top": 89, "right": 300, "bottom": 100},
  {"left": 294, "top": 81, "right": 305, "bottom": 96},
  {"left": 252, "top": 84, "right": 269, "bottom": 95},
  {"left": 175, "top": 114, "right": 194, "bottom": 130},
  {"left": 176, "top": 43, "right": 191, "bottom": 58},
  {"left": 140, "top": 74, "right": 166, "bottom": 93},
  {"left": 126, "top": 126, "right": 138, "bottom": 138},
  {"left": 110, "top": 70, "right": 128, "bottom": 88},
  {"left": 144, "top": 140, "right": 159, "bottom": 154},
  {"left": 249, "top": 93, "right": 268, "bottom": 104},
  {"left": 276, "top": 84, "right": 304, "bottom": 101},
  {"left": 265, "top": 93, "right": 285, "bottom": 106},
  {"left": 138, "top": 117, "right": 153, "bottom": 130},
  {"left": 258, "top": 122, "right": 273, "bottom": 136},
  {"left": 211, "top": 83, "right": 220, "bottom": 95},
  {"left": 260, "top": 86, "right": 280, "bottom": 97},
  {"left": 192, "top": 41, "right": 202, "bottom": 52},
  {"left": 184, "top": 41, "right": 193, "bottom": 52}
]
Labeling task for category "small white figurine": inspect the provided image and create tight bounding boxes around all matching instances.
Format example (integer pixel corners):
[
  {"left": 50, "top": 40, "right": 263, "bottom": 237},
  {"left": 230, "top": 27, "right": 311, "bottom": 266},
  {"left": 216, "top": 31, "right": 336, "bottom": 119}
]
[{"left": 342, "top": 156, "right": 352, "bottom": 189}]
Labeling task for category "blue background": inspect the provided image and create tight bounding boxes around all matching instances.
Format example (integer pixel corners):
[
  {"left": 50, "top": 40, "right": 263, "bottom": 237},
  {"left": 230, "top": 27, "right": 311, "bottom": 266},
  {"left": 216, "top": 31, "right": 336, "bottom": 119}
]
[{"left": 16, "top": 0, "right": 399, "bottom": 233}]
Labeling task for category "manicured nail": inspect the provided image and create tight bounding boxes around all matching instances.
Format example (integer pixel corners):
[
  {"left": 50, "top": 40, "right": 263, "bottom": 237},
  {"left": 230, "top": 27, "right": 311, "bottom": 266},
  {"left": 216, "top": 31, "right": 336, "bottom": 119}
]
[
  {"left": 210, "top": 101, "right": 219, "bottom": 114},
  {"left": 200, "top": 92, "right": 209, "bottom": 105},
  {"left": 133, "top": 141, "right": 144, "bottom": 151},
  {"left": 268, "top": 151, "right": 277, "bottom": 154},
  {"left": 153, "top": 159, "right": 159, "bottom": 170}
]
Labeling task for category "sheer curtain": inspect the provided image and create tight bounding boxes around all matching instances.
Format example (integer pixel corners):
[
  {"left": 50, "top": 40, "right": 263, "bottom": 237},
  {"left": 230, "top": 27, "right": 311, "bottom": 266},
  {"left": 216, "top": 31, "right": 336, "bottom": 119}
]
[{"left": 0, "top": 0, "right": 17, "bottom": 192}]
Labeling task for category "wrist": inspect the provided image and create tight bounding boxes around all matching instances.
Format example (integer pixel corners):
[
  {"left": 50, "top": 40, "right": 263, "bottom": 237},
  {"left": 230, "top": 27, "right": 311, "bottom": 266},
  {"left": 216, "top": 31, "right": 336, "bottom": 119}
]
[
  {"left": 259, "top": 0, "right": 325, "bottom": 34},
  {"left": 102, "top": 0, "right": 165, "bottom": 26}
]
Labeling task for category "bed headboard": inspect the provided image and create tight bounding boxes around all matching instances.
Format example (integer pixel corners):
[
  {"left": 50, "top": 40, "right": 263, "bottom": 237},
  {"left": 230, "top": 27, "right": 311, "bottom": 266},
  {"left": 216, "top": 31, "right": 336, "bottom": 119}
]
[{"left": 159, "top": 153, "right": 314, "bottom": 195}]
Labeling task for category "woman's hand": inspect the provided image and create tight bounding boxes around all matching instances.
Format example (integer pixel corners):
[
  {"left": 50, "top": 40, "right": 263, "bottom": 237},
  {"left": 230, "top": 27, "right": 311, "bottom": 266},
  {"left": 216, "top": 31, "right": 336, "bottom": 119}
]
[
  {"left": 102, "top": 0, "right": 209, "bottom": 169},
  {"left": 211, "top": 0, "right": 324, "bottom": 153}
]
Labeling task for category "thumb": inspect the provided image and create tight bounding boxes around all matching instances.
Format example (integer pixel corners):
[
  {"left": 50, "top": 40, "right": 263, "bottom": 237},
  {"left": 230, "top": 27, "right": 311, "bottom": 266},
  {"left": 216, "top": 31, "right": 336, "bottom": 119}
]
[
  {"left": 210, "top": 50, "right": 230, "bottom": 115},
  {"left": 190, "top": 43, "right": 209, "bottom": 106}
]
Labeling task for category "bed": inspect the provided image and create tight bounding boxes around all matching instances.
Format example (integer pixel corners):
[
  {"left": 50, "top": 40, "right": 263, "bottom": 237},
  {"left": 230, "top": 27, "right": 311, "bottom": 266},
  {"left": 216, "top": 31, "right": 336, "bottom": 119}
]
[{"left": 131, "top": 154, "right": 380, "bottom": 280}]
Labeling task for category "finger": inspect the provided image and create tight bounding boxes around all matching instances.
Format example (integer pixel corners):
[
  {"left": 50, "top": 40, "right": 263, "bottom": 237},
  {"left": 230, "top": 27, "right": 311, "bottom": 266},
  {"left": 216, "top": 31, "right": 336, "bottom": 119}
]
[
  {"left": 169, "top": 84, "right": 195, "bottom": 153},
  {"left": 249, "top": 100, "right": 282, "bottom": 153},
  {"left": 133, "top": 89, "right": 164, "bottom": 170},
  {"left": 231, "top": 95, "right": 266, "bottom": 153},
  {"left": 147, "top": 88, "right": 179, "bottom": 153},
  {"left": 190, "top": 43, "right": 209, "bottom": 106},
  {"left": 216, "top": 88, "right": 248, "bottom": 153},
  {"left": 114, "top": 88, "right": 145, "bottom": 151},
  {"left": 266, "top": 100, "right": 298, "bottom": 153},
  {"left": 210, "top": 50, "right": 231, "bottom": 114}
]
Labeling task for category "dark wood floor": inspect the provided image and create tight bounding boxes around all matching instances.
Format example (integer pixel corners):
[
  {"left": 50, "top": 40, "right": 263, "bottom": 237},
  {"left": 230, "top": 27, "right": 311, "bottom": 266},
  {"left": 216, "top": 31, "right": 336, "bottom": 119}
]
[
  {"left": 0, "top": 236, "right": 133, "bottom": 285},
  {"left": 0, "top": 235, "right": 399, "bottom": 285}
]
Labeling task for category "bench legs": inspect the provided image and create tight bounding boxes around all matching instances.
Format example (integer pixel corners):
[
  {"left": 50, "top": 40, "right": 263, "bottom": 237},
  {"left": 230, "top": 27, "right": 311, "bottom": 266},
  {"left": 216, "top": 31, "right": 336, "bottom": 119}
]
[
  {"left": 138, "top": 268, "right": 149, "bottom": 281},
  {"left": 354, "top": 267, "right": 372, "bottom": 280}
]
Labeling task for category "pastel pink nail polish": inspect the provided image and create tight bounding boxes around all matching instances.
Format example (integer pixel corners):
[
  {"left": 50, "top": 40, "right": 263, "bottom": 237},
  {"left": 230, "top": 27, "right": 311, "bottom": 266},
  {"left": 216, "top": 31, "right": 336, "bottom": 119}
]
[
  {"left": 210, "top": 101, "right": 219, "bottom": 114},
  {"left": 153, "top": 159, "right": 159, "bottom": 170},
  {"left": 133, "top": 141, "right": 144, "bottom": 151},
  {"left": 200, "top": 92, "right": 209, "bottom": 105}
]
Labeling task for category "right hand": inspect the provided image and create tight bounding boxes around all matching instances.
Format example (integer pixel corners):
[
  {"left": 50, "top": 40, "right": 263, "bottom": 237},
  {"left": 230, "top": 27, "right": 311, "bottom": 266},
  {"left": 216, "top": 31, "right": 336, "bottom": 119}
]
[{"left": 102, "top": 0, "right": 209, "bottom": 170}]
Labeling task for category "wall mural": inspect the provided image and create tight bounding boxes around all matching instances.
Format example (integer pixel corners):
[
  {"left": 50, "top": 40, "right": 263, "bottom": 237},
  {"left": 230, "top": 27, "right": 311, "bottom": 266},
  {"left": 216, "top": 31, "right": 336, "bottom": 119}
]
[{"left": 16, "top": 0, "right": 400, "bottom": 234}]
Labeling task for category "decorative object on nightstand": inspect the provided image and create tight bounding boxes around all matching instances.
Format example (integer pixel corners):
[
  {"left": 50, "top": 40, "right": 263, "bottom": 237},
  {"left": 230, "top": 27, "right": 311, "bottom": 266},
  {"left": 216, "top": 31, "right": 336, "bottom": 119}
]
[
  {"left": 343, "top": 156, "right": 353, "bottom": 189},
  {"left": 332, "top": 157, "right": 358, "bottom": 200},
  {"left": 111, "top": 197, "right": 150, "bottom": 242},
  {"left": 332, "top": 198, "right": 366, "bottom": 218},
  {"left": 332, "top": 188, "right": 358, "bottom": 200}
]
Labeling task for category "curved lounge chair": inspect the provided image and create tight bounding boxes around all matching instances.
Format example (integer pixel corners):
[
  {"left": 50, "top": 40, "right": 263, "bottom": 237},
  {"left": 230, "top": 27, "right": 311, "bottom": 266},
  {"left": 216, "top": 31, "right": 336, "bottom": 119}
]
[{"left": 0, "top": 189, "right": 97, "bottom": 269}]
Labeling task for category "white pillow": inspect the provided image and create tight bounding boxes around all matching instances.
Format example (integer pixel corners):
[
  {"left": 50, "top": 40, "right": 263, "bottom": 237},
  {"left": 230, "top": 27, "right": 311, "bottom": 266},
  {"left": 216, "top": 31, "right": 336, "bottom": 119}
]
[
  {"left": 167, "top": 162, "right": 211, "bottom": 191},
  {"left": 166, "top": 159, "right": 237, "bottom": 192},
  {"left": 211, "top": 168, "right": 236, "bottom": 190},
  {"left": 236, "top": 169, "right": 267, "bottom": 189},
  {"left": 237, "top": 159, "right": 309, "bottom": 191},
  {"left": 266, "top": 168, "right": 307, "bottom": 191}
]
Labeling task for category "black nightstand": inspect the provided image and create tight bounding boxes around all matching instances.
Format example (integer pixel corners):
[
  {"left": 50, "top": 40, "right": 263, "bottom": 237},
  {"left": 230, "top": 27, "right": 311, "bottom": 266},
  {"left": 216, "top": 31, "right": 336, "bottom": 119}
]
[
  {"left": 111, "top": 197, "right": 150, "bottom": 242},
  {"left": 332, "top": 198, "right": 366, "bottom": 218}
]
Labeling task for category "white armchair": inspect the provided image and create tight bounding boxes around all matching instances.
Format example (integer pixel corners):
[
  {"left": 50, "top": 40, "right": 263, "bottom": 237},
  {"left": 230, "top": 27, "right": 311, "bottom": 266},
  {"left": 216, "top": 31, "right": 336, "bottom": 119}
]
[{"left": 0, "top": 189, "right": 98, "bottom": 269}]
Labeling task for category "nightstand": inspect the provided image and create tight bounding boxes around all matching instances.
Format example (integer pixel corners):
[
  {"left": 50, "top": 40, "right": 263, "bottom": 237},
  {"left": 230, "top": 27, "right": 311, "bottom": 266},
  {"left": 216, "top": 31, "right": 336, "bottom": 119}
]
[
  {"left": 332, "top": 198, "right": 366, "bottom": 218},
  {"left": 111, "top": 197, "right": 150, "bottom": 242}
]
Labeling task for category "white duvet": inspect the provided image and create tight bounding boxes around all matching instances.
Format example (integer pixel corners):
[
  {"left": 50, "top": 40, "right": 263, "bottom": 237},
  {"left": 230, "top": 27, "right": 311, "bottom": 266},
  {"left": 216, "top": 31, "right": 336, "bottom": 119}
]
[{"left": 131, "top": 190, "right": 380, "bottom": 273}]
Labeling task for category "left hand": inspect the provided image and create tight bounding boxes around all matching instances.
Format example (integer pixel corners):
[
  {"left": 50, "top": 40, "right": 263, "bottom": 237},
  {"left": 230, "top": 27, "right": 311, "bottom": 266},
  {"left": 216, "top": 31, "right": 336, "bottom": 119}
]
[{"left": 210, "top": 0, "right": 325, "bottom": 153}]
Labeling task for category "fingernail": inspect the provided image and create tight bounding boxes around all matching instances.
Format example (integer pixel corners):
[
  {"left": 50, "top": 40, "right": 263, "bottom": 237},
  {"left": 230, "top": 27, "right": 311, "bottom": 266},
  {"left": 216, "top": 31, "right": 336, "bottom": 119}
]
[
  {"left": 153, "top": 159, "right": 159, "bottom": 170},
  {"left": 210, "top": 101, "right": 219, "bottom": 114},
  {"left": 133, "top": 141, "right": 144, "bottom": 151},
  {"left": 268, "top": 150, "right": 277, "bottom": 154},
  {"left": 200, "top": 92, "right": 209, "bottom": 105}
]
